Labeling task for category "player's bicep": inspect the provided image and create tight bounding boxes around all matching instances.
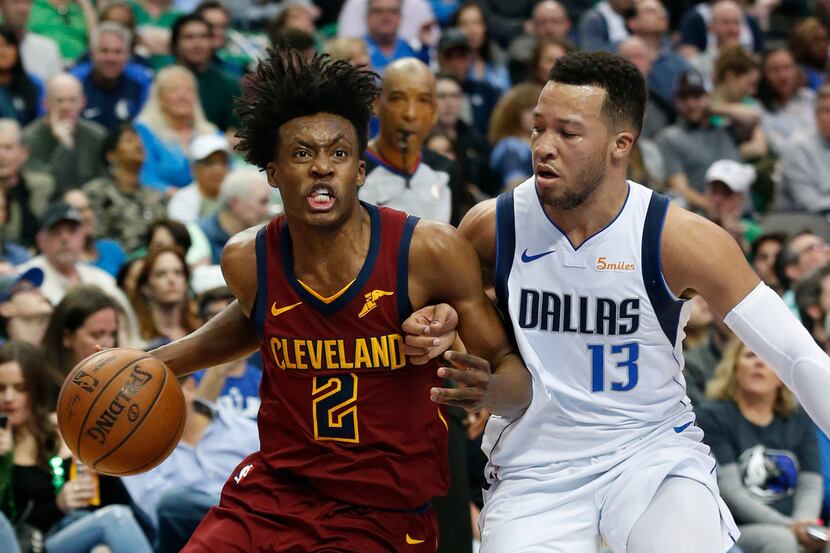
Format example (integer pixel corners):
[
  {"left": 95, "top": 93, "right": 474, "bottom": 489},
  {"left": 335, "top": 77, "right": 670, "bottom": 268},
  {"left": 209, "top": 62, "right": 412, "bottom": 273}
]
[{"left": 220, "top": 225, "right": 261, "bottom": 317}]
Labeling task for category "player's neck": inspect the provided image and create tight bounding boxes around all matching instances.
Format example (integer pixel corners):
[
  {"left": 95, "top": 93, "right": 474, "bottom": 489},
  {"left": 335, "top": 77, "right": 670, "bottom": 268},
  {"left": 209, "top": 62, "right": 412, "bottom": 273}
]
[
  {"left": 542, "top": 176, "right": 629, "bottom": 249},
  {"left": 288, "top": 203, "right": 371, "bottom": 295}
]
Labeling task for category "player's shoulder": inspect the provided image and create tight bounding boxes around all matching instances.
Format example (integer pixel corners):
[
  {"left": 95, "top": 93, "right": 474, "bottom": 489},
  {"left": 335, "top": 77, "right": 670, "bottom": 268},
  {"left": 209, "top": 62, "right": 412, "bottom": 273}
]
[
  {"left": 220, "top": 223, "right": 267, "bottom": 315},
  {"left": 662, "top": 202, "right": 736, "bottom": 256},
  {"left": 458, "top": 198, "right": 497, "bottom": 265},
  {"left": 409, "top": 218, "right": 467, "bottom": 260}
]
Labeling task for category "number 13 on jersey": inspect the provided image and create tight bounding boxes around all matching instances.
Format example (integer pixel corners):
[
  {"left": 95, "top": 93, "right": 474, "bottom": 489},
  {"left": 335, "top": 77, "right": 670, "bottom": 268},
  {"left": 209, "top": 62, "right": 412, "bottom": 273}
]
[{"left": 588, "top": 343, "right": 639, "bottom": 392}]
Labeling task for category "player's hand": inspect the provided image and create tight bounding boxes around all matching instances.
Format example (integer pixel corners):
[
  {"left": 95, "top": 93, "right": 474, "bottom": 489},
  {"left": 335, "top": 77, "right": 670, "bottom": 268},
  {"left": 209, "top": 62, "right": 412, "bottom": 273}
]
[
  {"left": 430, "top": 351, "right": 493, "bottom": 413},
  {"left": 402, "top": 303, "right": 458, "bottom": 364},
  {"left": 57, "top": 474, "right": 96, "bottom": 512},
  {"left": 0, "top": 424, "right": 12, "bottom": 456}
]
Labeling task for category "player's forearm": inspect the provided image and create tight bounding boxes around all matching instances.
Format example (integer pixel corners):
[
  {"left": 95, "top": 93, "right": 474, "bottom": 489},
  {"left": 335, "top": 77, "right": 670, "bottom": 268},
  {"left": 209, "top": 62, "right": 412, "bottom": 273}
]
[
  {"left": 151, "top": 301, "right": 260, "bottom": 377},
  {"left": 487, "top": 352, "right": 532, "bottom": 420}
]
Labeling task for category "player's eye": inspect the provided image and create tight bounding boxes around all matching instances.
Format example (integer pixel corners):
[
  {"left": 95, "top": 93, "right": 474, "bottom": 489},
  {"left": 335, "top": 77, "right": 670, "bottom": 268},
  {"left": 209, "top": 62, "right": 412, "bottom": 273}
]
[{"left": 334, "top": 150, "right": 347, "bottom": 158}]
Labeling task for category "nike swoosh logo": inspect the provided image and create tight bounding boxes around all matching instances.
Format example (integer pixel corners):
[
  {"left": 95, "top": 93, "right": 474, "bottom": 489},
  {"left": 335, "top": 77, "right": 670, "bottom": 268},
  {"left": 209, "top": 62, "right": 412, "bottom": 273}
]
[
  {"left": 521, "top": 248, "right": 556, "bottom": 263},
  {"left": 406, "top": 534, "right": 425, "bottom": 545},
  {"left": 271, "top": 301, "right": 302, "bottom": 317},
  {"left": 673, "top": 421, "right": 693, "bottom": 433}
]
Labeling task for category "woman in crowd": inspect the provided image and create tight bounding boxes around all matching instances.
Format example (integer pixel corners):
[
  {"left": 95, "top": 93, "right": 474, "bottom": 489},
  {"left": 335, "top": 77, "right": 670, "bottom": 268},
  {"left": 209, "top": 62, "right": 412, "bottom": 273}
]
[
  {"left": 698, "top": 339, "right": 827, "bottom": 553},
  {"left": 488, "top": 82, "right": 542, "bottom": 191},
  {"left": 83, "top": 124, "right": 167, "bottom": 254},
  {"left": 0, "top": 25, "right": 42, "bottom": 126},
  {"left": 528, "top": 39, "right": 569, "bottom": 86},
  {"left": 758, "top": 47, "right": 817, "bottom": 155},
  {"left": 789, "top": 17, "right": 829, "bottom": 91},
  {"left": 129, "top": 246, "right": 198, "bottom": 345},
  {"left": 134, "top": 65, "right": 217, "bottom": 194},
  {"left": 451, "top": 2, "right": 510, "bottom": 94},
  {"left": 0, "top": 340, "right": 151, "bottom": 553},
  {"left": 41, "top": 286, "right": 118, "bottom": 397}
]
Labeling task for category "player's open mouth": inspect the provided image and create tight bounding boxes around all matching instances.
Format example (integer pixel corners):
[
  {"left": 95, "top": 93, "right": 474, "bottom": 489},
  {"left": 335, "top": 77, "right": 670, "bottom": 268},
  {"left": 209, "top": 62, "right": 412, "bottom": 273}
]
[
  {"left": 535, "top": 165, "right": 559, "bottom": 181},
  {"left": 307, "top": 185, "right": 336, "bottom": 212}
]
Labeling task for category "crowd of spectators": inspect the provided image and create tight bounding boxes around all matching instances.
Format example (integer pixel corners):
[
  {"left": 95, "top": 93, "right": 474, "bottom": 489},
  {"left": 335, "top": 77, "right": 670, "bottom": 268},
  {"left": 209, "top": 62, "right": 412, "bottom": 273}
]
[{"left": 0, "top": 0, "right": 830, "bottom": 551}]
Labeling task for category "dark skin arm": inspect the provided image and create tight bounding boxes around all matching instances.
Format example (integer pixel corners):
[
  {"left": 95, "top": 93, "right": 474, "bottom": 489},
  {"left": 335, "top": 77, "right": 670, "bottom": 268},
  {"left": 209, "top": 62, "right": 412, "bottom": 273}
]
[
  {"left": 408, "top": 217, "right": 530, "bottom": 419},
  {"left": 151, "top": 226, "right": 261, "bottom": 377}
]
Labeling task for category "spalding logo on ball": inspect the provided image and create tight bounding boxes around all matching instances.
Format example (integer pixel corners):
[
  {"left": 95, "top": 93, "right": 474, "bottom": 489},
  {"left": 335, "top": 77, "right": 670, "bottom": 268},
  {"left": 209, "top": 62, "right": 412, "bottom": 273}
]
[{"left": 57, "top": 348, "right": 186, "bottom": 476}]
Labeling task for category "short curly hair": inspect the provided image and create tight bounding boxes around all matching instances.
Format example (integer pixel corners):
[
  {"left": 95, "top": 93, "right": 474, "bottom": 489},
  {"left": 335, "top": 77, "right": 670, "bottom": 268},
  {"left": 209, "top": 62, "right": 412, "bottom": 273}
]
[
  {"left": 235, "top": 49, "right": 380, "bottom": 170},
  {"left": 548, "top": 51, "right": 646, "bottom": 139}
]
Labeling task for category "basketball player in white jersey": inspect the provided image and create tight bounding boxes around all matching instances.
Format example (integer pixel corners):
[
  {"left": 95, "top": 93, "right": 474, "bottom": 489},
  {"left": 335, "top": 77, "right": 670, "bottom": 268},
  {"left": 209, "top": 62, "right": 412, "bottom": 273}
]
[{"left": 408, "top": 50, "right": 830, "bottom": 553}]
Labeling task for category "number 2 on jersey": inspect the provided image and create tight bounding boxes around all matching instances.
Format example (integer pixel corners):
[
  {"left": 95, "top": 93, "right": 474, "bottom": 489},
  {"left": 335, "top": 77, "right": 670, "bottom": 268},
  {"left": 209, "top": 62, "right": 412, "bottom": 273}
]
[
  {"left": 312, "top": 375, "right": 359, "bottom": 443},
  {"left": 588, "top": 343, "right": 639, "bottom": 392}
]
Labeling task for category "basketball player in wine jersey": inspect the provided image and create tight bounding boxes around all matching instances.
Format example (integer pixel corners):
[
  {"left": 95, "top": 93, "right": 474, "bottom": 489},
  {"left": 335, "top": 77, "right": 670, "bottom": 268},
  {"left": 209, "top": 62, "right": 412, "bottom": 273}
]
[{"left": 150, "top": 50, "right": 531, "bottom": 552}]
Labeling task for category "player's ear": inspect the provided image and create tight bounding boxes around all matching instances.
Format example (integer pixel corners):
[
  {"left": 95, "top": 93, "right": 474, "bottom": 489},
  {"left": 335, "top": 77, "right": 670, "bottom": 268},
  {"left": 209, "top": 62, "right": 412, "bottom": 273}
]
[
  {"left": 611, "top": 130, "right": 636, "bottom": 161},
  {"left": 357, "top": 160, "right": 366, "bottom": 188},
  {"left": 265, "top": 162, "right": 280, "bottom": 189}
]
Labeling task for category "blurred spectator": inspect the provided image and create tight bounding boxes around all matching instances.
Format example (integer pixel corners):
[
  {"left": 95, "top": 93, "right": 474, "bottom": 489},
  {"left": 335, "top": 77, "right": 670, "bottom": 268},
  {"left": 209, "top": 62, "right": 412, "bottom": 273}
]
[
  {"left": 774, "top": 231, "right": 830, "bottom": 317},
  {"left": 0, "top": 188, "right": 29, "bottom": 266},
  {"left": 0, "top": 24, "right": 42, "bottom": 126},
  {"left": 617, "top": 36, "right": 671, "bottom": 140},
  {"left": 488, "top": 82, "right": 540, "bottom": 191},
  {"left": 69, "top": 22, "right": 150, "bottom": 131},
  {"left": 796, "top": 265, "right": 830, "bottom": 353},
  {"left": 424, "top": 128, "right": 454, "bottom": 159},
  {"left": 361, "top": 0, "right": 430, "bottom": 73},
  {"left": 83, "top": 123, "right": 166, "bottom": 253},
  {"left": 626, "top": 136, "right": 665, "bottom": 192},
  {"left": 134, "top": 65, "right": 218, "bottom": 192},
  {"left": 268, "top": 26, "right": 316, "bottom": 60},
  {"left": 758, "top": 47, "right": 816, "bottom": 156},
  {"left": 194, "top": 0, "right": 247, "bottom": 76},
  {"left": 187, "top": 167, "right": 270, "bottom": 267},
  {"left": 451, "top": 2, "right": 510, "bottom": 94},
  {"left": 684, "top": 297, "right": 733, "bottom": 406},
  {"left": 123, "top": 370, "right": 258, "bottom": 553},
  {"left": 63, "top": 189, "right": 126, "bottom": 277},
  {"left": 323, "top": 36, "right": 370, "bottom": 66},
  {"left": 132, "top": 0, "right": 181, "bottom": 31},
  {"left": 190, "top": 286, "right": 261, "bottom": 419},
  {"left": 577, "top": 0, "right": 632, "bottom": 53},
  {"left": 656, "top": 70, "right": 741, "bottom": 209},
  {"left": 144, "top": 217, "right": 192, "bottom": 255},
  {"left": 338, "top": 0, "right": 436, "bottom": 48},
  {"left": 96, "top": 1, "right": 154, "bottom": 71},
  {"left": 703, "top": 159, "right": 759, "bottom": 252},
  {"left": 360, "top": 58, "right": 463, "bottom": 224},
  {"left": 683, "top": 295, "right": 714, "bottom": 352},
  {"left": 709, "top": 45, "right": 767, "bottom": 162},
  {"left": 507, "top": 1, "right": 572, "bottom": 85},
  {"left": 42, "top": 284, "right": 117, "bottom": 387},
  {"left": 436, "top": 28, "right": 500, "bottom": 137},
  {"left": 18, "top": 201, "right": 132, "bottom": 310},
  {"left": 26, "top": 0, "right": 96, "bottom": 63},
  {"left": 778, "top": 84, "right": 830, "bottom": 214},
  {"left": 167, "top": 134, "right": 230, "bottom": 226},
  {"left": 626, "top": 0, "right": 687, "bottom": 114},
  {"left": 750, "top": 232, "right": 786, "bottom": 295},
  {"left": 433, "top": 73, "right": 492, "bottom": 197},
  {"left": 699, "top": 339, "right": 824, "bottom": 553},
  {"left": 475, "top": 0, "right": 538, "bottom": 47},
  {"left": 688, "top": 0, "right": 746, "bottom": 87},
  {"left": 130, "top": 246, "right": 198, "bottom": 343},
  {"left": 170, "top": 13, "right": 241, "bottom": 132},
  {"left": 789, "top": 17, "right": 829, "bottom": 91},
  {"left": 678, "top": 0, "right": 764, "bottom": 59},
  {"left": 526, "top": 38, "right": 568, "bottom": 85},
  {"left": 0, "top": 119, "right": 52, "bottom": 248},
  {"left": 0, "top": 0, "right": 62, "bottom": 81},
  {"left": 0, "top": 267, "right": 49, "bottom": 345},
  {"left": 0, "top": 339, "right": 152, "bottom": 553},
  {"left": 267, "top": 4, "right": 322, "bottom": 55},
  {"left": 23, "top": 73, "right": 107, "bottom": 193}
]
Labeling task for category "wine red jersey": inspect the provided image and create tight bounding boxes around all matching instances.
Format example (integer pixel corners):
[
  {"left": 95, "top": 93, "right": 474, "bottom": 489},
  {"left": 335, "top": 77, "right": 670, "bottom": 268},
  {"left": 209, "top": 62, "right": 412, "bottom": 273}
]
[{"left": 251, "top": 203, "right": 450, "bottom": 510}]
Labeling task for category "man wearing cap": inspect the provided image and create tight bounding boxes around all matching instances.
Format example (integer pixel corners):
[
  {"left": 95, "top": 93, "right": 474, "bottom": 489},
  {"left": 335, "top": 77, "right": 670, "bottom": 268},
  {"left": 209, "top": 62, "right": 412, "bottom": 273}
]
[
  {"left": 0, "top": 267, "right": 51, "bottom": 346},
  {"left": 16, "top": 201, "right": 134, "bottom": 316},
  {"left": 656, "top": 69, "right": 741, "bottom": 210},
  {"left": 778, "top": 84, "right": 830, "bottom": 215},
  {"left": 168, "top": 134, "right": 231, "bottom": 226},
  {"left": 704, "top": 158, "right": 760, "bottom": 252},
  {"left": 437, "top": 28, "right": 501, "bottom": 138}
]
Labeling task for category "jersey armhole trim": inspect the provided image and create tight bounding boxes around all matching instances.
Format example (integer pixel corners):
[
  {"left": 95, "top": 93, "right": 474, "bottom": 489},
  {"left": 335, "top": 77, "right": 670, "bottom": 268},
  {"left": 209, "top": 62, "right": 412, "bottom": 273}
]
[
  {"left": 397, "top": 215, "right": 419, "bottom": 324},
  {"left": 252, "top": 224, "right": 268, "bottom": 338},
  {"left": 495, "top": 191, "right": 516, "bottom": 326}
]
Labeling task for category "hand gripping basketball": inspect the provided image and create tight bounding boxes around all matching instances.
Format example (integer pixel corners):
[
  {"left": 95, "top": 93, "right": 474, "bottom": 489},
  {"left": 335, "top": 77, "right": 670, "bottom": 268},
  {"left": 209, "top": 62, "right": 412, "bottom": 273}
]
[{"left": 56, "top": 348, "right": 186, "bottom": 476}]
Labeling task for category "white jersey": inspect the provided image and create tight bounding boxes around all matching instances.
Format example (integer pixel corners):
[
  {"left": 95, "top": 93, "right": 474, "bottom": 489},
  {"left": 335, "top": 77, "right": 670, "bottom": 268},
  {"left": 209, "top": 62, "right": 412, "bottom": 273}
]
[{"left": 483, "top": 178, "right": 696, "bottom": 479}]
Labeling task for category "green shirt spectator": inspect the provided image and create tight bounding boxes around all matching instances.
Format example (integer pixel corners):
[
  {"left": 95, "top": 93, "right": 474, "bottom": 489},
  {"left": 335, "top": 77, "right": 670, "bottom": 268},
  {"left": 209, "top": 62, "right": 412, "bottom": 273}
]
[
  {"left": 129, "top": 0, "right": 180, "bottom": 29},
  {"left": 26, "top": 0, "right": 92, "bottom": 62}
]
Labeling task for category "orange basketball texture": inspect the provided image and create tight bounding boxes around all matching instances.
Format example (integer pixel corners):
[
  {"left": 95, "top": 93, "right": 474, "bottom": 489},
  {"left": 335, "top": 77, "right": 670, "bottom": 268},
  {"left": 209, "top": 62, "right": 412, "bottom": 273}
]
[{"left": 57, "top": 348, "right": 186, "bottom": 476}]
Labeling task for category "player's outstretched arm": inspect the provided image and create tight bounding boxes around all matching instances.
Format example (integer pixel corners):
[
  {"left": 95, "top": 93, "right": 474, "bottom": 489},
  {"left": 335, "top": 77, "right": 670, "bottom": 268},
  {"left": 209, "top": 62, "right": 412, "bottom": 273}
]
[
  {"left": 409, "top": 218, "right": 531, "bottom": 420},
  {"left": 151, "top": 226, "right": 262, "bottom": 377},
  {"left": 662, "top": 205, "right": 830, "bottom": 435}
]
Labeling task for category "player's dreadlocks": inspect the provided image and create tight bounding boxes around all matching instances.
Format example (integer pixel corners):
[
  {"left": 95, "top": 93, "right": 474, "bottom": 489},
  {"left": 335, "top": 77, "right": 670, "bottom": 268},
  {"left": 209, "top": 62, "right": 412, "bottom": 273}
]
[{"left": 234, "top": 49, "right": 380, "bottom": 170}]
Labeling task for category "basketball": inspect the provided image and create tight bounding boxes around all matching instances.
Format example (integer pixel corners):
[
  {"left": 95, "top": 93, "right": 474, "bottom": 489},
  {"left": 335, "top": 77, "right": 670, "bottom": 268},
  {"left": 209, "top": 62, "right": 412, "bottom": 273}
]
[{"left": 56, "top": 348, "right": 186, "bottom": 476}]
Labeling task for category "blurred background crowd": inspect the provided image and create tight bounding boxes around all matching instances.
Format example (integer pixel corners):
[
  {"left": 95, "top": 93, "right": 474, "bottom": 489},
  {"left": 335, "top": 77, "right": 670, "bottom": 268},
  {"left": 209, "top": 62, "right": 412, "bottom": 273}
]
[{"left": 1, "top": 0, "right": 830, "bottom": 552}]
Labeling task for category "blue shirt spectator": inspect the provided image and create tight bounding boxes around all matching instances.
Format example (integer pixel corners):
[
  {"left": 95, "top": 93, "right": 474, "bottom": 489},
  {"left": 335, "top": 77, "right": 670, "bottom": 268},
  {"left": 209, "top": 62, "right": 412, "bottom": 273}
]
[
  {"left": 192, "top": 362, "right": 262, "bottom": 420},
  {"left": 70, "top": 61, "right": 149, "bottom": 131},
  {"left": 134, "top": 122, "right": 193, "bottom": 191},
  {"left": 577, "top": 0, "right": 631, "bottom": 53}
]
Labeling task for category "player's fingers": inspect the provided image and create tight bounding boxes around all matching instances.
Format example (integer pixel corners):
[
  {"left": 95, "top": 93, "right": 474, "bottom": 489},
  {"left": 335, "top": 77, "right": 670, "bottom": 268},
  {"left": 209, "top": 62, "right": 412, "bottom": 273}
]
[
  {"left": 94, "top": 344, "right": 104, "bottom": 352},
  {"left": 443, "top": 351, "right": 490, "bottom": 372},
  {"left": 437, "top": 366, "right": 487, "bottom": 387},
  {"left": 401, "top": 312, "right": 431, "bottom": 335},
  {"left": 430, "top": 303, "right": 459, "bottom": 333},
  {"left": 430, "top": 385, "right": 482, "bottom": 405},
  {"left": 408, "top": 353, "right": 433, "bottom": 365},
  {"left": 404, "top": 334, "right": 442, "bottom": 350}
]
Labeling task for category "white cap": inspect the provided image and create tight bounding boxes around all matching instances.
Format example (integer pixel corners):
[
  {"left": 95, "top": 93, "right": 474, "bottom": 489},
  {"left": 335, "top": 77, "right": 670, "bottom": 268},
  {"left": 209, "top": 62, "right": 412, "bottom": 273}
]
[
  {"left": 705, "top": 159, "right": 756, "bottom": 193},
  {"left": 190, "top": 134, "right": 231, "bottom": 162},
  {"left": 191, "top": 264, "right": 226, "bottom": 296}
]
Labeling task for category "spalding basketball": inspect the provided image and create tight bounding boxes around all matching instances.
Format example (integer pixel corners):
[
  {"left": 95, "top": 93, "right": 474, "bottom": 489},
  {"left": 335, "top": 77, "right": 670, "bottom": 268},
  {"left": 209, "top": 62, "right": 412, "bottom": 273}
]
[{"left": 57, "top": 348, "right": 186, "bottom": 476}]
